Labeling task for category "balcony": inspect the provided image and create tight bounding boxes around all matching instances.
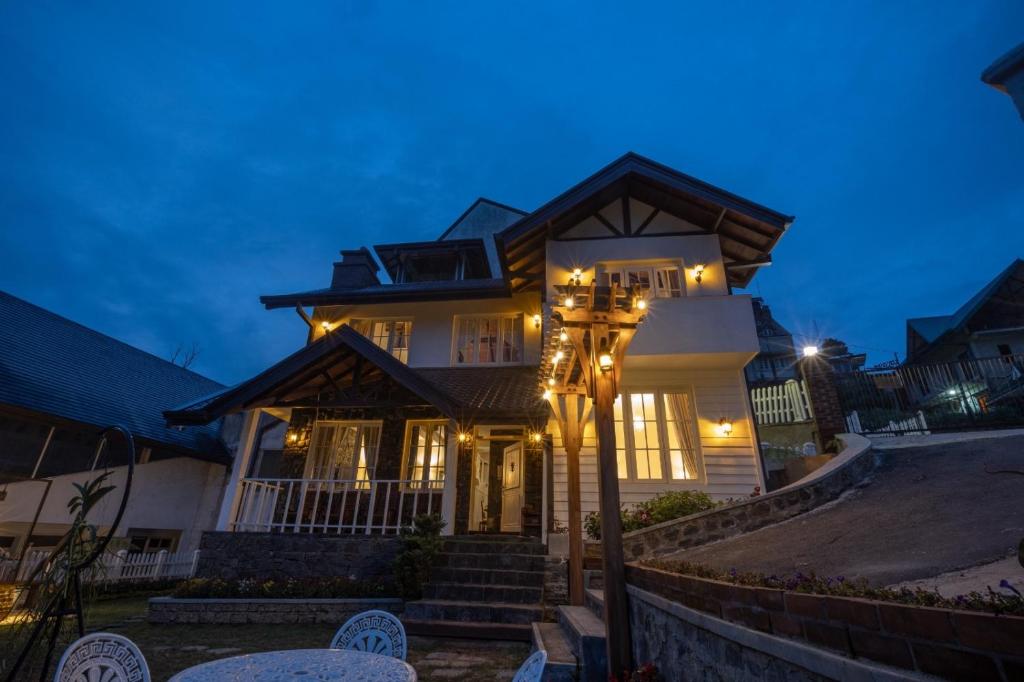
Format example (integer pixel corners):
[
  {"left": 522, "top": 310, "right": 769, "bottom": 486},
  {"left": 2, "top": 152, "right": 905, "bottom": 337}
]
[{"left": 232, "top": 477, "right": 444, "bottom": 535}]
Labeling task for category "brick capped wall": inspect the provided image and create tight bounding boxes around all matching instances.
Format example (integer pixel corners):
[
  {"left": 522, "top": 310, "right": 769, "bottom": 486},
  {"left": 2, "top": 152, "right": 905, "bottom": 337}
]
[
  {"left": 799, "top": 357, "right": 847, "bottom": 449},
  {"left": 628, "top": 564, "right": 1024, "bottom": 681}
]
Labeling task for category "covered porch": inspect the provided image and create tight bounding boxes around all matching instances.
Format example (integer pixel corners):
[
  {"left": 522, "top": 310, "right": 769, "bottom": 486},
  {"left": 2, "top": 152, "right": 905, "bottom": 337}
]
[{"left": 165, "top": 325, "right": 549, "bottom": 538}]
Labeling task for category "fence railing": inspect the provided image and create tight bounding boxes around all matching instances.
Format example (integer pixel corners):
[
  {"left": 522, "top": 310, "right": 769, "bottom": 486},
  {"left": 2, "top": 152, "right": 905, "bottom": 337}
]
[
  {"left": 231, "top": 477, "right": 445, "bottom": 535},
  {"left": 835, "top": 352, "right": 1024, "bottom": 435},
  {"left": 0, "top": 549, "right": 199, "bottom": 585},
  {"left": 751, "top": 379, "right": 813, "bottom": 425}
]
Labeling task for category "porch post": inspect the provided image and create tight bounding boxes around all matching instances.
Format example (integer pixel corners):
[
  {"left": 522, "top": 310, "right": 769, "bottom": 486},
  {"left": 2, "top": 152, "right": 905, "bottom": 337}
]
[
  {"left": 439, "top": 418, "right": 458, "bottom": 536},
  {"left": 215, "top": 409, "right": 262, "bottom": 531}
]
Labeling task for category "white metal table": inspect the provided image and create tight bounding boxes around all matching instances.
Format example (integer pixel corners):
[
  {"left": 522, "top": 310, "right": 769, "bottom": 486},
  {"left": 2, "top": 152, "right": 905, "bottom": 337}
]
[{"left": 168, "top": 649, "right": 417, "bottom": 681}]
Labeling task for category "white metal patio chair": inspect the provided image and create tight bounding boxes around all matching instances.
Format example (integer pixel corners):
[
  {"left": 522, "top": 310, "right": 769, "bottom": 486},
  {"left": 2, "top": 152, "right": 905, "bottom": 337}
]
[
  {"left": 512, "top": 650, "right": 547, "bottom": 682},
  {"left": 54, "top": 632, "right": 150, "bottom": 682},
  {"left": 330, "top": 609, "right": 407, "bottom": 660}
]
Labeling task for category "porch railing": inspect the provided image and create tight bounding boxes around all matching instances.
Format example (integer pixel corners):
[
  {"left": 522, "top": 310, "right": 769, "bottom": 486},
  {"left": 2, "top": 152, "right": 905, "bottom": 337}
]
[
  {"left": 0, "top": 549, "right": 200, "bottom": 585},
  {"left": 231, "top": 478, "right": 445, "bottom": 535}
]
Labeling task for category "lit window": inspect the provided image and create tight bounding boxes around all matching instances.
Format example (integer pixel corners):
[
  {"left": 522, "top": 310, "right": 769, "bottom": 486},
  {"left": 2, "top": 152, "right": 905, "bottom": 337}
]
[
  {"left": 404, "top": 421, "right": 447, "bottom": 489},
  {"left": 611, "top": 389, "right": 701, "bottom": 481},
  {"left": 453, "top": 315, "right": 523, "bottom": 365},
  {"left": 306, "top": 421, "right": 381, "bottom": 486},
  {"left": 352, "top": 319, "right": 412, "bottom": 363},
  {"left": 603, "top": 265, "right": 683, "bottom": 298}
]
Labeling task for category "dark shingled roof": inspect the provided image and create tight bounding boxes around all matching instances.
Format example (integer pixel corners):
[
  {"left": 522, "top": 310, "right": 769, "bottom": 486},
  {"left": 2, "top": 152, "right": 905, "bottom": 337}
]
[
  {"left": 413, "top": 366, "right": 547, "bottom": 420},
  {"left": 0, "top": 290, "right": 227, "bottom": 460}
]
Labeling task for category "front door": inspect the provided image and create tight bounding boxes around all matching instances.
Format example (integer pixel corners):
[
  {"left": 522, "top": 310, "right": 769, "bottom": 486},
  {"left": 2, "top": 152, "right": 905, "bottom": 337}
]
[{"left": 500, "top": 442, "right": 523, "bottom": 533}]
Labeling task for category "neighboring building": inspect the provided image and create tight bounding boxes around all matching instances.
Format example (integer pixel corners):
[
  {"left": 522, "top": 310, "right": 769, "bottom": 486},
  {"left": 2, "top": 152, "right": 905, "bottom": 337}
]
[
  {"left": 745, "top": 298, "right": 798, "bottom": 385},
  {"left": 167, "top": 152, "right": 793, "bottom": 545},
  {"left": 0, "top": 291, "right": 229, "bottom": 556},
  {"left": 982, "top": 41, "right": 1024, "bottom": 121},
  {"left": 819, "top": 338, "right": 867, "bottom": 374},
  {"left": 906, "top": 258, "right": 1024, "bottom": 365}
]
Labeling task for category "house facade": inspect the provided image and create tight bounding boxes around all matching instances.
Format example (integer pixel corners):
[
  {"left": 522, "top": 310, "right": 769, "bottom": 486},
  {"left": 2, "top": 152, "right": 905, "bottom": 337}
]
[
  {"left": 167, "top": 153, "right": 793, "bottom": 544},
  {"left": 744, "top": 297, "right": 798, "bottom": 385}
]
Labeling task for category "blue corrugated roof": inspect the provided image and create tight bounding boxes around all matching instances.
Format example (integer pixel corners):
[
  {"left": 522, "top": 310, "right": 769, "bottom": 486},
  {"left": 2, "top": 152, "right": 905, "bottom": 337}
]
[{"left": 0, "top": 291, "right": 226, "bottom": 459}]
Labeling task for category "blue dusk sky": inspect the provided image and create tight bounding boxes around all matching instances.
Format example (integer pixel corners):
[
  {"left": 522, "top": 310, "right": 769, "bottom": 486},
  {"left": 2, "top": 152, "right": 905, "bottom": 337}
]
[{"left": 1, "top": 2, "right": 1022, "bottom": 384}]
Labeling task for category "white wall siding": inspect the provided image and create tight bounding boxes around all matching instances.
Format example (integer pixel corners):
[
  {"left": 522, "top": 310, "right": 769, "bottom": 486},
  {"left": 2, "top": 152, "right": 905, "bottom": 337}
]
[{"left": 550, "top": 368, "right": 761, "bottom": 533}]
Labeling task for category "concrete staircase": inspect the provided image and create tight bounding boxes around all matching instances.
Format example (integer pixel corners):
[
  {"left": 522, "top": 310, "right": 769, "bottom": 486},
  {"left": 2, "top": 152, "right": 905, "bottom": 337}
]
[
  {"left": 403, "top": 535, "right": 547, "bottom": 642},
  {"left": 530, "top": 587, "right": 609, "bottom": 682}
]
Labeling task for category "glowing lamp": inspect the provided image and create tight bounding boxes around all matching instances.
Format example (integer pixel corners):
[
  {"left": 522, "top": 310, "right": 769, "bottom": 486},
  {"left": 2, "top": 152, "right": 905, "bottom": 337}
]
[
  {"left": 548, "top": 377, "right": 556, "bottom": 386},
  {"left": 532, "top": 314, "right": 542, "bottom": 329},
  {"left": 542, "top": 389, "right": 552, "bottom": 400},
  {"left": 287, "top": 432, "right": 299, "bottom": 444},
  {"left": 572, "top": 267, "right": 582, "bottom": 279},
  {"left": 717, "top": 418, "right": 734, "bottom": 436},
  {"left": 802, "top": 345, "right": 819, "bottom": 358},
  {"left": 531, "top": 432, "right": 543, "bottom": 444},
  {"left": 559, "top": 329, "right": 568, "bottom": 342},
  {"left": 320, "top": 320, "right": 332, "bottom": 331},
  {"left": 692, "top": 264, "right": 705, "bottom": 283},
  {"left": 598, "top": 350, "right": 613, "bottom": 372},
  {"left": 554, "top": 350, "right": 564, "bottom": 362},
  {"left": 457, "top": 431, "right": 469, "bottom": 444},
  {"left": 636, "top": 298, "right": 647, "bottom": 310},
  {"left": 563, "top": 295, "right": 575, "bottom": 309}
]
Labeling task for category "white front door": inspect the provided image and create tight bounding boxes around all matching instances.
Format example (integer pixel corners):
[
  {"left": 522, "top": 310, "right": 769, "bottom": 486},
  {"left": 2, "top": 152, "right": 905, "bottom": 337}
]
[{"left": 500, "top": 442, "right": 523, "bottom": 533}]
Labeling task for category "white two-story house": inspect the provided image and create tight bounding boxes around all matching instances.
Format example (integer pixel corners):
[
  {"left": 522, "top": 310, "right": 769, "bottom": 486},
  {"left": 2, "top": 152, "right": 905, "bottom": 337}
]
[{"left": 166, "top": 153, "right": 792, "bottom": 545}]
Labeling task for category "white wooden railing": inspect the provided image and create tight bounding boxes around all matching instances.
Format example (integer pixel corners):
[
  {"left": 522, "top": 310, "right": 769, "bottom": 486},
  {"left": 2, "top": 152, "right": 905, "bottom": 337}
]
[
  {"left": 845, "top": 410, "right": 930, "bottom": 437},
  {"left": 231, "top": 477, "right": 445, "bottom": 535},
  {"left": 0, "top": 549, "right": 200, "bottom": 584},
  {"left": 751, "top": 379, "right": 813, "bottom": 425}
]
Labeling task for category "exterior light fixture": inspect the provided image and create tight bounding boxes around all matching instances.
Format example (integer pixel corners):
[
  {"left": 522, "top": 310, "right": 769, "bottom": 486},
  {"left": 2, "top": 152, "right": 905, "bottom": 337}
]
[
  {"left": 531, "top": 432, "right": 543, "bottom": 444},
  {"left": 559, "top": 329, "right": 568, "bottom": 342},
  {"left": 802, "top": 345, "right": 819, "bottom": 358},
  {"left": 287, "top": 432, "right": 299, "bottom": 444},
  {"left": 636, "top": 298, "right": 647, "bottom": 310},
  {"left": 554, "top": 350, "right": 564, "bottom": 362},
  {"left": 563, "top": 295, "right": 575, "bottom": 309},
  {"left": 532, "top": 314, "right": 542, "bottom": 329},
  {"left": 572, "top": 267, "right": 582, "bottom": 279},
  {"left": 717, "top": 418, "right": 734, "bottom": 436},
  {"left": 542, "top": 389, "right": 552, "bottom": 400},
  {"left": 548, "top": 377, "right": 556, "bottom": 386},
  {"left": 692, "top": 264, "right": 705, "bottom": 283},
  {"left": 457, "top": 431, "right": 469, "bottom": 444},
  {"left": 597, "top": 340, "right": 613, "bottom": 372},
  {"left": 320, "top": 320, "right": 332, "bottom": 331}
]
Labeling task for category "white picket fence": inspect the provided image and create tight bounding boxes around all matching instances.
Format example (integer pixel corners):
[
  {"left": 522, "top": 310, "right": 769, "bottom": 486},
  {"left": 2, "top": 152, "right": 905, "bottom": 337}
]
[
  {"left": 845, "top": 410, "right": 930, "bottom": 437},
  {"left": 751, "top": 379, "right": 813, "bottom": 425},
  {"left": 0, "top": 549, "right": 199, "bottom": 585}
]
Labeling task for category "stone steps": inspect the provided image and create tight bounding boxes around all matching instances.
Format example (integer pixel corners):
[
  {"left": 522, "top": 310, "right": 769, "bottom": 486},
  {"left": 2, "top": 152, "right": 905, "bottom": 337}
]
[
  {"left": 558, "top": 603, "right": 607, "bottom": 682},
  {"left": 442, "top": 539, "right": 547, "bottom": 555},
  {"left": 404, "top": 599, "right": 544, "bottom": 624},
  {"left": 530, "top": 622, "right": 578, "bottom": 681},
  {"left": 404, "top": 618, "right": 533, "bottom": 642},
  {"left": 437, "top": 551, "right": 546, "bottom": 571},
  {"left": 430, "top": 566, "right": 545, "bottom": 587},
  {"left": 422, "top": 582, "right": 543, "bottom": 604}
]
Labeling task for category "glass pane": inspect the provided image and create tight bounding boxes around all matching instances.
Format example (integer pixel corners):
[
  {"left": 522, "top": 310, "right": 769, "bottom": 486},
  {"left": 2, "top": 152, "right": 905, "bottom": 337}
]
[
  {"left": 663, "top": 393, "right": 696, "bottom": 480},
  {"left": 614, "top": 396, "right": 627, "bottom": 479},
  {"left": 630, "top": 393, "right": 660, "bottom": 480},
  {"left": 502, "top": 317, "right": 514, "bottom": 362},
  {"left": 627, "top": 270, "right": 651, "bottom": 290},
  {"left": 656, "top": 269, "right": 682, "bottom": 298}
]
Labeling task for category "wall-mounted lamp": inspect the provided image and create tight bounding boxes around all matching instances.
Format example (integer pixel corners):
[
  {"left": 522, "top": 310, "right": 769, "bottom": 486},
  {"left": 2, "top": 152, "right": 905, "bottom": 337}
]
[
  {"left": 559, "top": 329, "right": 568, "bottom": 342},
  {"left": 287, "top": 431, "right": 299, "bottom": 444},
  {"left": 635, "top": 298, "right": 647, "bottom": 311},
  {"left": 554, "top": 350, "right": 564, "bottom": 362},
  {"left": 542, "top": 389, "right": 552, "bottom": 400},
  {"left": 532, "top": 314, "right": 542, "bottom": 329},
  {"left": 571, "top": 268, "right": 583, "bottom": 286},
  {"left": 802, "top": 345, "right": 819, "bottom": 358},
  {"left": 548, "top": 377, "right": 556, "bottom": 386},
  {"left": 692, "top": 264, "right": 706, "bottom": 284},
  {"left": 320, "top": 320, "right": 332, "bottom": 332},
  {"left": 457, "top": 431, "right": 471, "bottom": 444},
  {"left": 563, "top": 295, "right": 575, "bottom": 310},
  {"left": 530, "top": 432, "right": 544, "bottom": 444},
  {"left": 717, "top": 418, "right": 734, "bottom": 436},
  {"left": 597, "top": 340, "right": 613, "bottom": 372}
]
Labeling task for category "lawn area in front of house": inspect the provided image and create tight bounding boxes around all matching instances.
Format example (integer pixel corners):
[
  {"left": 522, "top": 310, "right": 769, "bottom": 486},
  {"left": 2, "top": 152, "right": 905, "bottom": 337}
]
[{"left": 3, "top": 595, "right": 531, "bottom": 681}]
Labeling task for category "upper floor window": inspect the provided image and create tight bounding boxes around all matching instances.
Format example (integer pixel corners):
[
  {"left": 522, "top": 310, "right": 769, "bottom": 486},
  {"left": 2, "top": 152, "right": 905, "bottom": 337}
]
[
  {"left": 306, "top": 421, "right": 381, "bottom": 484},
  {"left": 603, "top": 265, "right": 682, "bottom": 298},
  {"left": 352, "top": 319, "right": 411, "bottom": 363},
  {"left": 613, "top": 389, "right": 701, "bottom": 481},
  {"left": 403, "top": 420, "right": 447, "bottom": 489},
  {"left": 453, "top": 314, "right": 524, "bottom": 365}
]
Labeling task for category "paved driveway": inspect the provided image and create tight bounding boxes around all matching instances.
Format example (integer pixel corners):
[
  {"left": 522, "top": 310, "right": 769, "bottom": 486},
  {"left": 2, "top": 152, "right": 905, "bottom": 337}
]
[{"left": 666, "top": 435, "right": 1024, "bottom": 586}]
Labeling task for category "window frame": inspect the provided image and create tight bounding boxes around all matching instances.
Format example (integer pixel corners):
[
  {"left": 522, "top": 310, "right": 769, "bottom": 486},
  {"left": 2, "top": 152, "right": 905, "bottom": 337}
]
[
  {"left": 350, "top": 318, "right": 413, "bottom": 363},
  {"left": 401, "top": 420, "right": 448, "bottom": 490},
  {"left": 450, "top": 313, "right": 526, "bottom": 366},
  {"left": 600, "top": 262, "right": 684, "bottom": 298},
  {"left": 304, "top": 420, "right": 383, "bottom": 483},
  {"left": 613, "top": 388, "right": 704, "bottom": 483}
]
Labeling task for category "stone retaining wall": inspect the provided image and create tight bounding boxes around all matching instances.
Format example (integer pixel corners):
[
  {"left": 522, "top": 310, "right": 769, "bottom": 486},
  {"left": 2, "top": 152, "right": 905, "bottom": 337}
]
[
  {"left": 147, "top": 597, "right": 404, "bottom": 625},
  {"left": 628, "top": 564, "right": 1024, "bottom": 681},
  {"left": 619, "top": 434, "right": 876, "bottom": 561},
  {"left": 196, "top": 532, "right": 401, "bottom": 580}
]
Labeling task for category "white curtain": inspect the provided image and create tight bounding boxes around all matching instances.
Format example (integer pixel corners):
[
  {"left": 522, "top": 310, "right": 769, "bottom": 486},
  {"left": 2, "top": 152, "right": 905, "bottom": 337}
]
[{"left": 664, "top": 393, "right": 698, "bottom": 479}]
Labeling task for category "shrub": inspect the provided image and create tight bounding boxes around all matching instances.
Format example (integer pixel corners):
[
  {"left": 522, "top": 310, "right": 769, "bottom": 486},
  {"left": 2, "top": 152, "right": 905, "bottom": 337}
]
[
  {"left": 393, "top": 513, "right": 445, "bottom": 600},
  {"left": 644, "top": 559, "right": 1024, "bottom": 616},
  {"left": 172, "top": 576, "right": 396, "bottom": 599},
  {"left": 584, "top": 491, "right": 718, "bottom": 540}
]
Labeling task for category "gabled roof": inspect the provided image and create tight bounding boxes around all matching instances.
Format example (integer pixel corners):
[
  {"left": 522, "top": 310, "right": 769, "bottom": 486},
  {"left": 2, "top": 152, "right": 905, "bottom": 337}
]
[
  {"left": 906, "top": 258, "right": 1024, "bottom": 358},
  {"left": 982, "top": 41, "right": 1024, "bottom": 92},
  {"left": 438, "top": 197, "right": 527, "bottom": 241},
  {"left": 0, "top": 290, "right": 226, "bottom": 459},
  {"left": 165, "top": 324, "right": 458, "bottom": 425},
  {"left": 373, "top": 238, "right": 492, "bottom": 282},
  {"left": 498, "top": 152, "right": 794, "bottom": 290},
  {"left": 414, "top": 366, "right": 547, "bottom": 421}
]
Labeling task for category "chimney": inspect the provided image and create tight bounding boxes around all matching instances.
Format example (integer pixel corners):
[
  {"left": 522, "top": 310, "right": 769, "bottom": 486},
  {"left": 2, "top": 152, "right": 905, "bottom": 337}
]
[{"left": 331, "top": 247, "right": 380, "bottom": 289}]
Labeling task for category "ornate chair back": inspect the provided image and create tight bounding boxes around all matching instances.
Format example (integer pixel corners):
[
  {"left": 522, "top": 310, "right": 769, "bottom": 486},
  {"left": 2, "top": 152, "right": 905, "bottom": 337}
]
[
  {"left": 54, "top": 632, "right": 150, "bottom": 682},
  {"left": 330, "top": 609, "right": 407, "bottom": 660},
  {"left": 512, "top": 650, "right": 547, "bottom": 682}
]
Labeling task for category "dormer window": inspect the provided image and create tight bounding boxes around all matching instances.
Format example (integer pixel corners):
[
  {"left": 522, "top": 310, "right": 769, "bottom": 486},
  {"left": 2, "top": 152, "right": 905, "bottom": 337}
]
[
  {"left": 602, "top": 264, "right": 683, "bottom": 298},
  {"left": 352, "top": 319, "right": 412, "bottom": 363},
  {"left": 374, "top": 239, "right": 491, "bottom": 284}
]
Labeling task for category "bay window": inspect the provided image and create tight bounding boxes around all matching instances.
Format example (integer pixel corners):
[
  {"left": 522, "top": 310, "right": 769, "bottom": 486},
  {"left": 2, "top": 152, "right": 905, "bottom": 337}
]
[
  {"left": 613, "top": 389, "right": 701, "bottom": 481},
  {"left": 403, "top": 420, "right": 447, "bottom": 489},
  {"left": 306, "top": 421, "right": 381, "bottom": 485},
  {"left": 453, "top": 314, "right": 523, "bottom": 365},
  {"left": 352, "top": 319, "right": 412, "bottom": 363}
]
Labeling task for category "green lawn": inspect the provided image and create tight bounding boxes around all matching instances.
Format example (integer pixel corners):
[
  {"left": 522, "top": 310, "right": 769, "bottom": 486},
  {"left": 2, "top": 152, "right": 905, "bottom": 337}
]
[{"left": 3, "top": 595, "right": 530, "bottom": 681}]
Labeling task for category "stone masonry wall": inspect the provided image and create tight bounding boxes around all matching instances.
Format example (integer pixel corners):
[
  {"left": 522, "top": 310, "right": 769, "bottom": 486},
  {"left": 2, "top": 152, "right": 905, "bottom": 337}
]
[
  {"left": 618, "top": 435, "right": 876, "bottom": 562},
  {"left": 196, "top": 532, "right": 401, "bottom": 580},
  {"left": 628, "top": 564, "right": 1024, "bottom": 681},
  {"left": 148, "top": 597, "right": 403, "bottom": 625}
]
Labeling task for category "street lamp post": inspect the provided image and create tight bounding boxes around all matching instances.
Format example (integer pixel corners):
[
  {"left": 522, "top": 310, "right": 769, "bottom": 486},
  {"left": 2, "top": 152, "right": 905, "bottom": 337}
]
[{"left": 542, "top": 279, "right": 647, "bottom": 678}]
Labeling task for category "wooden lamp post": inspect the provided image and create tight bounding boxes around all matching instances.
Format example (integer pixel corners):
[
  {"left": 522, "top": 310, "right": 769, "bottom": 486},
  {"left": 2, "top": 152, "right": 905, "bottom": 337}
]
[{"left": 540, "top": 274, "right": 648, "bottom": 677}]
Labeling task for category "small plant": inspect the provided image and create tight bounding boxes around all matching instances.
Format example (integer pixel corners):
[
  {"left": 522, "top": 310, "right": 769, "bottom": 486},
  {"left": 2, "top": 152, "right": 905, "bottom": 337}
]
[
  {"left": 610, "top": 662, "right": 661, "bottom": 681},
  {"left": 585, "top": 491, "right": 719, "bottom": 540},
  {"left": 393, "top": 513, "right": 445, "bottom": 600}
]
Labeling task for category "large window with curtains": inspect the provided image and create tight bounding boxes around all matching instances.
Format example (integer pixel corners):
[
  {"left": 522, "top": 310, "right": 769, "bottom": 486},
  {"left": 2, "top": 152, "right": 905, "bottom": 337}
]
[
  {"left": 452, "top": 314, "right": 524, "bottom": 365},
  {"left": 612, "top": 390, "right": 701, "bottom": 481},
  {"left": 402, "top": 420, "right": 447, "bottom": 489},
  {"left": 305, "top": 421, "right": 382, "bottom": 486}
]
